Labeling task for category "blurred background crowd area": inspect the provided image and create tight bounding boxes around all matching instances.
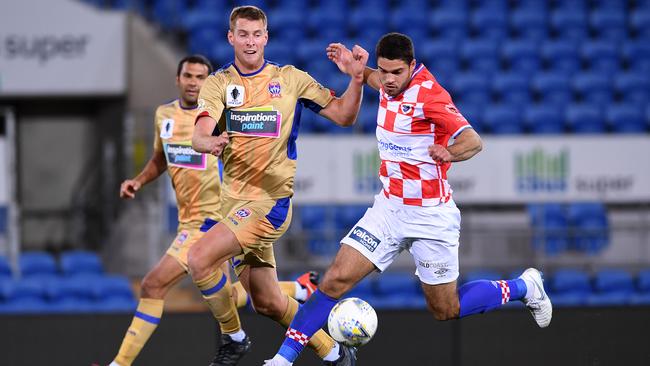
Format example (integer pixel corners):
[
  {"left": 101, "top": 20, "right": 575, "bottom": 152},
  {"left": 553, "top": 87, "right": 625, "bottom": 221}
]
[{"left": 0, "top": 0, "right": 649, "bottom": 314}]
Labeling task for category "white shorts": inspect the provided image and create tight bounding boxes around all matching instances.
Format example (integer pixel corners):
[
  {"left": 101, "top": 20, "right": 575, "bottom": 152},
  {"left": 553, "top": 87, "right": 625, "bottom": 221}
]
[{"left": 340, "top": 194, "right": 461, "bottom": 285}]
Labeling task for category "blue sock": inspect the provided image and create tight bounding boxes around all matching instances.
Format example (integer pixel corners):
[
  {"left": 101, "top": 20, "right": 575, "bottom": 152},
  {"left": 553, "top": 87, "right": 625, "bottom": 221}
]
[
  {"left": 278, "top": 290, "right": 339, "bottom": 363},
  {"left": 458, "top": 279, "right": 527, "bottom": 318}
]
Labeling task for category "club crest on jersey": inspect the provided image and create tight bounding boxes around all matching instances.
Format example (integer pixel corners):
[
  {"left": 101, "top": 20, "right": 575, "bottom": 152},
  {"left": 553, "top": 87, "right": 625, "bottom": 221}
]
[
  {"left": 400, "top": 103, "right": 415, "bottom": 115},
  {"left": 235, "top": 208, "right": 251, "bottom": 220},
  {"left": 176, "top": 230, "right": 189, "bottom": 245},
  {"left": 160, "top": 119, "right": 174, "bottom": 139},
  {"left": 268, "top": 81, "right": 281, "bottom": 98},
  {"left": 227, "top": 85, "right": 245, "bottom": 107}
]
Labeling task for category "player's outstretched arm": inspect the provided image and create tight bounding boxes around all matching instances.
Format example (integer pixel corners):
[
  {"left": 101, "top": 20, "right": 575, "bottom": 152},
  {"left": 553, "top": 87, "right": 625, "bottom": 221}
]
[
  {"left": 327, "top": 43, "right": 381, "bottom": 91},
  {"left": 428, "top": 128, "right": 483, "bottom": 163},
  {"left": 319, "top": 44, "right": 369, "bottom": 126},
  {"left": 119, "top": 150, "right": 167, "bottom": 199},
  {"left": 192, "top": 116, "right": 229, "bottom": 156}
]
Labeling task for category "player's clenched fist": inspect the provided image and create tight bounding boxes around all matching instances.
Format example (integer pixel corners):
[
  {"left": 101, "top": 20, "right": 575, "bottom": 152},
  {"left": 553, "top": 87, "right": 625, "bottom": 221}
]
[
  {"left": 326, "top": 43, "right": 368, "bottom": 81},
  {"left": 208, "top": 131, "right": 229, "bottom": 156},
  {"left": 120, "top": 179, "right": 142, "bottom": 199},
  {"left": 428, "top": 144, "right": 452, "bottom": 163}
]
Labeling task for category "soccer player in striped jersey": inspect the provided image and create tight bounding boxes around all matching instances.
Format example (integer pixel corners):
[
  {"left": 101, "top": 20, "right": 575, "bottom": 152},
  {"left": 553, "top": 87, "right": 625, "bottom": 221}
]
[
  {"left": 109, "top": 55, "right": 320, "bottom": 366},
  {"left": 264, "top": 33, "right": 553, "bottom": 366}
]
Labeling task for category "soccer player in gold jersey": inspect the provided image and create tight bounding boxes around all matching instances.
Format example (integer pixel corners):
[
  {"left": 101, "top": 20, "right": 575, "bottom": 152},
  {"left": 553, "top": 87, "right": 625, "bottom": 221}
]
[
  {"left": 189, "top": 5, "right": 367, "bottom": 366},
  {"left": 109, "top": 55, "right": 320, "bottom": 366}
]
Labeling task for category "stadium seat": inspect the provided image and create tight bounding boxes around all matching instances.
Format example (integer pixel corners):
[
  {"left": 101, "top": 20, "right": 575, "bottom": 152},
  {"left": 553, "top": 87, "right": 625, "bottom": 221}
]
[
  {"left": 572, "top": 72, "right": 613, "bottom": 104},
  {"left": 614, "top": 72, "right": 650, "bottom": 104},
  {"left": 308, "top": 12, "right": 347, "bottom": 41},
  {"left": 549, "top": 269, "right": 591, "bottom": 294},
  {"left": 390, "top": 8, "right": 429, "bottom": 35},
  {"left": 565, "top": 103, "right": 606, "bottom": 133},
  {"left": 19, "top": 252, "right": 57, "bottom": 277},
  {"left": 541, "top": 40, "right": 581, "bottom": 75},
  {"left": 637, "top": 270, "right": 650, "bottom": 293},
  {"left": 587, "top": 269, "right": 634, "bottom": 306},
  {"left": 92, "top": 296, "right": 137, "bottom": 313},
  {"left": 492, "top": 72, "right": 531, "bottom": 105},
  {"left": 45, "top": 275, "right": 97, "bottom": 302},
  {"left": 181, "top": 6, "right": 227, "bottom": 33},
  {"left": 501, "top": 40, "right": 541, "bottom": 74},
  {"left": 60, "top": 251, "right": 103, "bottom": 277},
  {"left": 471, "top": 8, "right": 508, "bottom": 41},
  {"left": 49, "top": 297, "right": 95, "bottom": 314},
  {"left": 375, "top": 272, "right": 419, "bottom": 296},
  {"left": 152, "top": 0, "right": 188, "bottom": 30},
  {"left": 267, "top": 8, "right": 304, "bottom": 44},
  {"left": 451, "top": 73, "right": 491, "bottom": 106},
  {"left": 630, "top": 9, "right": 650, "bottom": 39},
  {"left": 0, "top": 297, "right": 50, "bottom": 314},
  {"left": 93, "top": 275, "right": 135, "bottom": 302},
  {"left": 430, "top": 8, "right": 469, "bottom": 41},
  {"left": 0, "top": 256, "right": 11, "bottom": 278},
  {"left": 622, "top": 40, "right": 650, "bottom": 73},
  {"left": 418, "top": 41, "right": 459, "bottom": 77},
  {"left": 531, "top": 72, "right": 573, "bottom": 106},
  {"left": 307, "top": 239, "right": 339, "bottom": 257},
  {"left": 232, "top": 0, "right": 268, "bottom": 9},
  {"left": 510, "top": 9, "right": 548, "bottom": 42},
  {"left": 473, "top": 0, "right": 508, "bottom": 11},
  {"left": 3, "top": 277, "right": 47, "bottom": 302},
  {"left": 461, "top": 269, "right": 502, "bottom": 284},
  {"left": 550, "top": 10, "right": 588, "bottom": 42},
  {"left": 188, "top": 26, "right": 221, "bottom": 58},
  {"left": 460, "top": 39, "right": 500, "bottom": 73},
  {"left": 482, "top": 105, "right": 524, "bottom": 134},
  {"left": 348, "top": 8, "right": 388, "bottom": 37},
  {"left": 264, "top": 42, "right": 296, "bottom": 66},
  {"left": 567, "top": 202, "right": 609, "bottom": 253},
  {"left": 334, "top": 205, "right": 367, "bottom": 230},
  {"left": 590, "top": 0, "right": 626, "bottom": 11},
  {"left": 455, "top": 102, "right": 484, "bottom": 133},
  {"left": 607, "top": 104, "right": 647, "bottom": 133},
  {"left": 436, "top": 0, "right": 469, "bottom": 11},
  {"left": 526, "top": 104, "right": 565, "bottom": 134},
  {"left": 590, "top": 9, "right": 628, "bottom": 41},
  {"left": 554, "top": 0, "right": 587, "bottom": 11},
  {"left": 581, "top": 40, "right": 621, "bottom": 74},
  {"left": 528, "top": 203, "right": 569, "bottom": 254},
  {"left": 299, "top": 205, "right": 329, "bottom": 231},
  {"left": 345, "top": 276, "right": 375, "bottom": 299},
  {"left": 359, "top": 102, "right": 379, "bottom": 134}
]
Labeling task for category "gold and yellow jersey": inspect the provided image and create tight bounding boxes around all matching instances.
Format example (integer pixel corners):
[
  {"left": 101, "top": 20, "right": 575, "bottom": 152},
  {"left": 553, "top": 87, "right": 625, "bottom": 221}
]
[
  {"left": 153, "top": 99, "right": 222, "bottom": 228},
  {"left": 197, "top": 61, "right": 334, "bottom": 201}
]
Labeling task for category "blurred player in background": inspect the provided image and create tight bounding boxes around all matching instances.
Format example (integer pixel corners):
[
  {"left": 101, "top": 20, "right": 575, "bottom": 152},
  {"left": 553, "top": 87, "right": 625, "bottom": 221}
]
[
  {"left": 110, "top": 55, "right": 319, "bottom": 366},
  {"left": 189, "top": 5, "right": 367, "bottom": 366},
  {"left": 264, "top": 33, "right": 553, "bottom": 365}
]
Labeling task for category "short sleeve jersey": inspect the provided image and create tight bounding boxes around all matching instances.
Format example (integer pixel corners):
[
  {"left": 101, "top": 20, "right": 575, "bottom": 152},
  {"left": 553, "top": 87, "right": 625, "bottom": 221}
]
[
  {"left": 153, "top": 99, "right": 222, "bottom": 226},
  {"left": 375, "top": 64, "right": 472, "bottom": 206},
  {"left": 197, "top": 60, "right": 333, "bottom": 201}
]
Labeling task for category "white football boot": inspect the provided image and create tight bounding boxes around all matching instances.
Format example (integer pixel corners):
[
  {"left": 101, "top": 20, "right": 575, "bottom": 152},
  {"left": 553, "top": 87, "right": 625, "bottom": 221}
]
[{"left": 519, "top": 268, "right": 553, "bottom": 328}]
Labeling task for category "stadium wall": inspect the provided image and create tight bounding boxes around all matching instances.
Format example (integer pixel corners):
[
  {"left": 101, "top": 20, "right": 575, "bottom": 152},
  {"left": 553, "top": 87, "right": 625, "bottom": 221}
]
[{"left": 1, "top": 308, "right": 648, "bottom": 365}]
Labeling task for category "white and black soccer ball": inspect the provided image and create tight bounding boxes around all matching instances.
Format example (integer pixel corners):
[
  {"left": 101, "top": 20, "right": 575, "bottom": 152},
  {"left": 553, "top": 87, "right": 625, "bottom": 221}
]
[{"left": 327, "top": 297, "right": 378, "bottom": 347}]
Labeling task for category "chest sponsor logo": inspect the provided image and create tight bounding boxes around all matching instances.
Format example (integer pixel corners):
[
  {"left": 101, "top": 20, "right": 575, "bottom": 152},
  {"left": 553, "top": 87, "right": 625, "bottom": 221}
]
[
  {"left": 349, "top": 226, "right": 381, "bottom": 252},
  {"left": 226, "top": 84, "right": 245, "bottom": 107},
  {"left": 268, "top": 81, "right": 282, "bottom": 98},
  {"left": 160, "top": 118, "right": 174, "bottom": 139},
  {"left": 164, "top": 143, "right": 207, "bottom": 170},
  {"left": 377, "top": 139, "right": 413, "bottom": 158},
  {"left": 226, "top": 107, "right": 282, "bottom": 138}
]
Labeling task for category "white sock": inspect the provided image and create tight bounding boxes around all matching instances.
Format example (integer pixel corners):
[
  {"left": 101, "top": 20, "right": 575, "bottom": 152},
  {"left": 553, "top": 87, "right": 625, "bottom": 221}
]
[
  {"left": 322, "top": 342, "right": 340, "bottom": 362},
  {"left": 109, "top": 362, "right": 121, "bottom": 366},
  {"left": 294, "top": 282, "right": 308, "bottom": 302},
  {"left": 271, "top": 354, "right": 293, "bottom": 365},
  {"left": 225, "top": 329, "right": 246, "bottom": 342}
]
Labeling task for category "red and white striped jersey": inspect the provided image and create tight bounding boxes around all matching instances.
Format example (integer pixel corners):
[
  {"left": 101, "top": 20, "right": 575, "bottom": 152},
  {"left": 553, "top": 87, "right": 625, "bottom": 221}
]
[{"left": 375, "top": 64, "right": 472, "bottom": 206}]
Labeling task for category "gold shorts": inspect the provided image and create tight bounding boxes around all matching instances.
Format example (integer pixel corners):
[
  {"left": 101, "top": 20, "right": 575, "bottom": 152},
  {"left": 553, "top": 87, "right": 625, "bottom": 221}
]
[
  {"left": 222, "top": 197, "right": 292, "bottom": 276},
  {"left": 166, "top": 219, "right": 219, "bottom": 272}
]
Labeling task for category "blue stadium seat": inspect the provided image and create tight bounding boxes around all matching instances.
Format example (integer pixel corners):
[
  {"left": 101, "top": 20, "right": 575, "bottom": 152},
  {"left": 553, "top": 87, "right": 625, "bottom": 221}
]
[
  {"left": 541, "top": 40, "right": 581, "bottom": 75},
  {"left": 554, "top": 0, "right": 587, "bottom": 11},
  {"left": 572, "top": 72, "right": 612, "bottom": 104},
  {"left": 455, "top": 102, "right": 484, "bottom": 133},
  {"left": 437, "top": 0, "right": 469, "bottom": 10},
  {"left": 345, "top": 276, "right": 375, "bottom": 299},
  {"left": 359, "top": 102, "right": 379, "bottom": 134},
  {"left": 93, "top": 275, "right": 134, "bottom": 302},
  {"left": 587, "top": 269, "right": 634, "bottom": 306},
  {"left": 188, "top": 26, "right": 221, "bottom": 58},
  {"left": 264, "top": 42, "right": 296, "bottom": 66},
  {"left": 267, "top": 8, "right": 305, "bottom": 44},
  {"left": 631, "top": 9, "right": 650, "bottom": 39},
  {"left": 60, "top": 251, "right": 103, "bottom": 277},
  {"left": 581, "top": 40, "right": 621, "bottom": 74},
  {"left": 531, "top": 73, "right": 573, "bottom": 106},
  {"left": 232, "top": 0, "right": 268, "bottom": 9},
  {"left": 567, "top": 202, "right": 609, "bottom": 253},
  {"left": 419, "top": 41, "right": 459, "bottom": 78},
  {"left": 460, "top": 39, "right": 500, "bottom": 73},
  {"left": 375, "top": 272, "right": 419, "bottom": 296},
  {"left": 623, "top": 40, "right": 650, "bottom": 73},
  {"left": 334, "top": 205, "right": 367, "bottom": 230},
  {"left": 607, "top": 104, "right": 647, "bottom": 133},
  {"left": 614, "top": 72, "right": 650, "bottom": 104},
  {"left": 510, "top": 9, "right": 548, "bottom": 42},
  {"left": 430, "top": 8, "right": 469, "bottom": 41},
  {"left": 473, "top": 0, "right": 508, "bottom": 11},
  {"left": 461, "top": 269, "right": 502, "bottom": 284},
  {"left": 45, "top": 275, "right": 95, "bottom": 302},
  {"left": 590, "top": 9, "right": 627, "bottom": 41},
  {"left": 390, "top": 8, "right": 429, "bottom": 35},
  {"left": 93, "top": 296, "right": 138, "bottom": 313},
  {"left": 529, "top": 111, "right": 565, "bottom": 134},
  {"left": 512, "top": 0, "right": 548, "bottom": 10},
  {"left": 590, "top": 0, "right": 626, "bottom": 11},
  {"left": 492, "top": 72, "right": 531, "bottom": 105},
  {"left": 549, "top": 269, "right": 591, "bottom": 294},
  {"left": 637, "top": 270, "right": 650, "bottom": 293},
  {"left": 483, "top": 105, "right": 524, "bottom": 134},
  {"left": 274, "top": 0, "right": 304, "bottom": 10},
  {"left": 308, "top": 11, "right": 346, "bottom": 41},
  {"left": 0, "top": 277, "right": 46, "bottom": 302},
  {"left": 551, "top": 10, "right": 588, "bottom": 42},
  {"left": 348, "top": 8, "right": 388, "bottom": 37},
  {"left": 471, "top": 8, "right": 508, "bottom": 41},
  {"left": 307, "top": 239, "right": 339, "bottom": 257},
  {"left": 565, "top": 103, "right": 606, "bottom": 133},
  {"left": 19, "top": 252, "right": 57, "bottom": 278},
  {"left": 501, "top": 40, "right": 541, "bottom": 74},
  {"left": 300, "top": 205, "right": 329, "bottom": 231},
  {"left": 0, "top": 297, "right": 50, "bottom": 314},
  {"left": 529, "top": 203, "right": 569, "bottom": 254},
  {"left": 0, "top": 256, "right": 11, "bottom": 278},
  {"left": 452, "top": 73, "right": 491, "bottom": 106},
  {"left": 181, "top": 6, "right": 227, "bottom": 33},
  {"left": 152, "top": 0, "right": 188, "bottom": 30}
]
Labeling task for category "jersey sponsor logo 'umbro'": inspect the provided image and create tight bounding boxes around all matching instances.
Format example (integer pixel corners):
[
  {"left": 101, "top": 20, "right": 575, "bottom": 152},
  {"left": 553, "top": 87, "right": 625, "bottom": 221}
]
[{"left": 349, "top": 226, "right": 381, "bottom": 252}]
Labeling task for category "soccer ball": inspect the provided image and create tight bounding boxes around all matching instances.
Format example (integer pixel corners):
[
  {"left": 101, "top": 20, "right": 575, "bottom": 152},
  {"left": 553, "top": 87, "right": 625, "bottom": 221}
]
[{"left": 327, "top": 297, "right": 378, "bottom": 347}]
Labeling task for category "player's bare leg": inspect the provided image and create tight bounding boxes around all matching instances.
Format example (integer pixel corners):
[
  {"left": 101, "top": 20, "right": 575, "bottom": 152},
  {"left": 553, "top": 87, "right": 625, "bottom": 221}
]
[
  {"left": 420, "top": 281, "right": 460, "bottom": 320},
  {"left": 319, "top": 244, "right": 376, "bottom": 298},
  {"left": 111, "top": 255, "right": 185, "bottom": 366}
]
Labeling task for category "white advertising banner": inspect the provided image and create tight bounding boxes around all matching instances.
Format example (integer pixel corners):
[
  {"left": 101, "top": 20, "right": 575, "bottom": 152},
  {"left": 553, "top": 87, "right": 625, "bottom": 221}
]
[
  {"left": 0, "top": 0, "right": 126, "bottom": 96},
  {"left": 294, "top": 135, "right": 650, "bottom": 204}
]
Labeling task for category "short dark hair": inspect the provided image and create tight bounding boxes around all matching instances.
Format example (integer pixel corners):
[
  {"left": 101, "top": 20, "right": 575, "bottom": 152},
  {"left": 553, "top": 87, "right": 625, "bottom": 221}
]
[
  {"left": 230, "top": 5, "right": 267, "bottom": 30},
  {"left": 176, "top": 55, "right": 213, "bottom": 76},
  {"left": 376, "top": 33, "right": 414, "bottom": 65}
]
